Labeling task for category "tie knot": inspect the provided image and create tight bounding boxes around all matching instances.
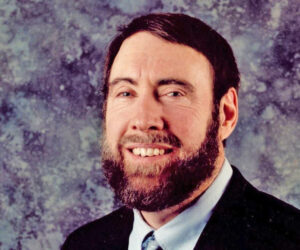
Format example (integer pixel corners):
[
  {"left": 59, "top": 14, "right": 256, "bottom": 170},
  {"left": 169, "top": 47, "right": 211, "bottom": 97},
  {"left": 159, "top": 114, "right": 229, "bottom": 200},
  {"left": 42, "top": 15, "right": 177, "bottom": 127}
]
[{"left": 141, "top": 231, "right": 162, "bottom": 250}]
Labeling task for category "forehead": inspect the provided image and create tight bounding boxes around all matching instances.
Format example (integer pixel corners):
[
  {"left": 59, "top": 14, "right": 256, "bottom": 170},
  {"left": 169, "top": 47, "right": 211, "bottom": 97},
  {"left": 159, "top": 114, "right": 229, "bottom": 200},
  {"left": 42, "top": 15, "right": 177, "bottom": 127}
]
[{"left": 109, "top": 31, "right": 214, "bottom": 88}]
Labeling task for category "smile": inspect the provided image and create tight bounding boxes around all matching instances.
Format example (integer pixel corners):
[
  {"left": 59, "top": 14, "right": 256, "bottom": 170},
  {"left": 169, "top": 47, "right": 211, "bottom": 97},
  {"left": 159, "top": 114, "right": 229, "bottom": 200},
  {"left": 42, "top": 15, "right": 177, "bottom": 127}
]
[{"left": 129, "top": 147, "right": 173, "bottom": 157}]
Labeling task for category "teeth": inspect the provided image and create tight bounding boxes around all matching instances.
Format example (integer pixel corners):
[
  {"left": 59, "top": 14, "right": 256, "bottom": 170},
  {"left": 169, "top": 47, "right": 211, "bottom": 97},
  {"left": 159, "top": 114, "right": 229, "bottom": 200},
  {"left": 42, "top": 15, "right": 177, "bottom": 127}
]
[
  {"left": 146, "top": 148, "right": 153, "bottom": 156},
  {"left": 140, "top": 148, "right": 146, "bottom": 157},
  {"left": 132, "top": 148, "right": 140, "bottom": 155},
  {"left": 132, "top": 148, "right": 167, "bottom": 157}
]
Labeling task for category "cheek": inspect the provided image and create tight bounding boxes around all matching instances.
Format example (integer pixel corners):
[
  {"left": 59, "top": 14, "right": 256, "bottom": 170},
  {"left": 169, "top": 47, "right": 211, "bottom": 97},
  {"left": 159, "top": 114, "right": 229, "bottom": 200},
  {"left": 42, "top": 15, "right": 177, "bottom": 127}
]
[
  {"left": 164, "top": 106, "right": 210, "bottom": 150},
  {"left": 105, "top": 107, "right": 128, "bottom": 149}
]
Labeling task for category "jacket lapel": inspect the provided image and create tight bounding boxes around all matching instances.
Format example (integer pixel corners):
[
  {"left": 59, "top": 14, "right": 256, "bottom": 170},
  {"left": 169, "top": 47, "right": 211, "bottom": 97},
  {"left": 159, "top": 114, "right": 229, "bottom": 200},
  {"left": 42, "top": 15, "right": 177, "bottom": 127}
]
[
  {"left": 103, "top": 207, "right": 134, "bottom": 250},
  {"left": 193, "top": 166, "right": 249, "bottom": 249}
]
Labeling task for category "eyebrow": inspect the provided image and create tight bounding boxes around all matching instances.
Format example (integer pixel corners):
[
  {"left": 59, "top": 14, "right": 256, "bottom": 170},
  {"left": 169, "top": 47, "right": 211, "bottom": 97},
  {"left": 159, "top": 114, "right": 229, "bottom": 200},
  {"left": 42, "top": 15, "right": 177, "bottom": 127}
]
[
  {"left": 158, "top": 79, "right": 195, "bottom": 93},
  {"left": 108, "top": 77, "right": 195, "bottom": 92},
  {"left": 108, "top": 78, "right": 137, "bottom": 86}
]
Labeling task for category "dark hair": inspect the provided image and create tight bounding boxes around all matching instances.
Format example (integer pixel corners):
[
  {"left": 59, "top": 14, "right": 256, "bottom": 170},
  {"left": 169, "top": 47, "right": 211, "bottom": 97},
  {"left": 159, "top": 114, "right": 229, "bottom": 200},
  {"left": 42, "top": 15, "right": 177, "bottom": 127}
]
[{"left": 102, "top": 13, "right": 240, "bottom": 111}]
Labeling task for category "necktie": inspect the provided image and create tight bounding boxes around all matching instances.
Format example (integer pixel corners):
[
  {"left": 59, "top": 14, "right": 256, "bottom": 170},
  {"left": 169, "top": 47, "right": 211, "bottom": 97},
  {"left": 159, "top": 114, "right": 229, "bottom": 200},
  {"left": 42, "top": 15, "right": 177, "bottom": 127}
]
[{"left": 141, "top": 231, "right": 163, "bottom": 250}]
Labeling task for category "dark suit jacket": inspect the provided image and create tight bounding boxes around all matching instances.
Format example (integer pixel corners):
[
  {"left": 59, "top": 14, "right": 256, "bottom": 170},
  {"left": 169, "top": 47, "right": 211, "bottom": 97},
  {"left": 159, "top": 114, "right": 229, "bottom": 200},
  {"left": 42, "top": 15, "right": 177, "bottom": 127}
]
[{"left": 62, "top": 167, "right": 300, "bottom": 249}]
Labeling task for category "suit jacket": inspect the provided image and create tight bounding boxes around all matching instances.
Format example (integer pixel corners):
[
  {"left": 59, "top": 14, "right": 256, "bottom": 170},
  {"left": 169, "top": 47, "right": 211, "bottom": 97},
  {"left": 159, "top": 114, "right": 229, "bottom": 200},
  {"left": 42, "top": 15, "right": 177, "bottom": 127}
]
[{"left": 62, "top": 167, "right": 300, "bottom": 250}]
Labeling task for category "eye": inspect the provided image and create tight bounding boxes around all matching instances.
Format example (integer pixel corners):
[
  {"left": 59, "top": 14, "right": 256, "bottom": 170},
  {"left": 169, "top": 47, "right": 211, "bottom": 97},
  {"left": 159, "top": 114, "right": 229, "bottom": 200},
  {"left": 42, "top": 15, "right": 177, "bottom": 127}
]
[
  {"left": 166, "top": 91, "right": 183, "bottom": 97},
  {"left": 117, "top": 91, "right": 131, "bottom": 97}
]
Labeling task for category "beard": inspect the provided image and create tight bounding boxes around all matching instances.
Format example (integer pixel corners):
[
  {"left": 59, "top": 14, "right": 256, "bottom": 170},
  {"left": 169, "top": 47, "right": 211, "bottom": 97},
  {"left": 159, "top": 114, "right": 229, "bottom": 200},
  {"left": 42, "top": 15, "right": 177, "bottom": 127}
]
[{"left": 101, "top": 108, "right": 220, "bottom": 212}]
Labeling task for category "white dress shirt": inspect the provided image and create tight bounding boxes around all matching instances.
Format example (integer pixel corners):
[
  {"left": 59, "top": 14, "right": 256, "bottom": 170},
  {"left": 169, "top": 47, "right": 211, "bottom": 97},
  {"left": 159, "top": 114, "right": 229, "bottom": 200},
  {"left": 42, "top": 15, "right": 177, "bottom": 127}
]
[{"left": 128, "top": 158, "right": 233, "bottom": 250}]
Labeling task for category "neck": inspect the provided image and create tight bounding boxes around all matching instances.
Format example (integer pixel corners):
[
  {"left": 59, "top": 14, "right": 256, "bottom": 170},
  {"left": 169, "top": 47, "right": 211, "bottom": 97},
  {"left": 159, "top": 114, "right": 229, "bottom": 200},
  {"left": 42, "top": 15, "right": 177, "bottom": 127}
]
[{"left": 140, "top": 153, "right": 225, "bottom": 229}]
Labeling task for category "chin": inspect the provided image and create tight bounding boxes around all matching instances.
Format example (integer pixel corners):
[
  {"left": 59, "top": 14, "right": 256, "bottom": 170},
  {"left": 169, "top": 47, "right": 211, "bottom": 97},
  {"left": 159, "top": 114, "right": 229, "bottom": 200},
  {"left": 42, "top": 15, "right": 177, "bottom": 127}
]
[{"left": 127, "top": 175, "right": 162, "bottom": 191}]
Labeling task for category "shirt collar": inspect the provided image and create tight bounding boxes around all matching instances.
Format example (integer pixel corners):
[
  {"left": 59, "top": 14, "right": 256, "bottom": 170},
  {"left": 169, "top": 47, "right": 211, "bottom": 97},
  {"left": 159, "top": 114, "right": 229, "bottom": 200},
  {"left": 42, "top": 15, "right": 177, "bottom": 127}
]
[{"left": 128, "top": 158, "right": 233, "bottom": 250}]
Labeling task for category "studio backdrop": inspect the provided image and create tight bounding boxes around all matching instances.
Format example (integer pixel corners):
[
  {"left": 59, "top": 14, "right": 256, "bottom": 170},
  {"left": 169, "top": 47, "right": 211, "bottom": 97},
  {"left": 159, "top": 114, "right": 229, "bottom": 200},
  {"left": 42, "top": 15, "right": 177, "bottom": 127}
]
[{"left": 0, "top": 0, "right": 299, "bottom": 249}]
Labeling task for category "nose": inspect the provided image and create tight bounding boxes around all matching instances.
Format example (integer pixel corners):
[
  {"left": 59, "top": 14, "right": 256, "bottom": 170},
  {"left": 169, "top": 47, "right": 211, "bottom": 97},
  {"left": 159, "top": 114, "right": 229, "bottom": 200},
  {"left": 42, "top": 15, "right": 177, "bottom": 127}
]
[{"left": 129, "top": 93, "right": 165, "bottom": 131}]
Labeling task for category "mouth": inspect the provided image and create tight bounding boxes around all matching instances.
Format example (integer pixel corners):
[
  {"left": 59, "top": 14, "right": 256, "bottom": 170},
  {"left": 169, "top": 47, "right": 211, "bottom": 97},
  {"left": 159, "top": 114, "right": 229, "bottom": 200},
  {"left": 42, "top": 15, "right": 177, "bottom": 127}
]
[
  {"left": 124, "top": 142, "right": 174, "bottom": 158},
  {"left": 128, "top": 147, "right": 173, "bottom": 157}
]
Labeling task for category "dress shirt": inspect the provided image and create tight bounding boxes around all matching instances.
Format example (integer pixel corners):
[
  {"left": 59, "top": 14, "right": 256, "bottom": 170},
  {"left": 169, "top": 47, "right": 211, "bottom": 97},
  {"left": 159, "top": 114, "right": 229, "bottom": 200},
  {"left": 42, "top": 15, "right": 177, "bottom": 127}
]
[{"left": 128, "top": 158, "right": 233, "bottom": 250}]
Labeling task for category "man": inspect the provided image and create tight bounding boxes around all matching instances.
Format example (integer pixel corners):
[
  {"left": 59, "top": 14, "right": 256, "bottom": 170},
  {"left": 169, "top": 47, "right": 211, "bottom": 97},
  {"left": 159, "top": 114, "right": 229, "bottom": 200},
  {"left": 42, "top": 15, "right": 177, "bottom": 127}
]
[{"left": 62, "top": 13, "right": 300, "bottom": 250}]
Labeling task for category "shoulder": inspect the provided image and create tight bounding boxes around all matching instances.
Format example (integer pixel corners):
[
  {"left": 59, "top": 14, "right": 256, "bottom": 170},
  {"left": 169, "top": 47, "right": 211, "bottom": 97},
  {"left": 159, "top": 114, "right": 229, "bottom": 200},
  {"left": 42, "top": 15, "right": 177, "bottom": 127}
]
[
  {"left": 204, "top": 166, "right": 300, "bottom": 249},
  {"left": 233, "top": 166, "right": 300, "bottom": 226},
  {"left": 61, "top": 206, "right": 133, "bottom": 250},
  {"left": 240, "top": 172, "right": 300, "bottom": 239},
  {"left": 199, "top": 167, "right": 300, "bottom": 249}
]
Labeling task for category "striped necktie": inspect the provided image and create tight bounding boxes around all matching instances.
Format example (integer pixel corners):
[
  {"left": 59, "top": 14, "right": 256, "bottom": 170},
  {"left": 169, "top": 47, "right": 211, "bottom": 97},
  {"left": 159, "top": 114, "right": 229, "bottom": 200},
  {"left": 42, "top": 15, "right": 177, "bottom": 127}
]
[{"left": 141, "top": 231, "right": 163, "bottom": 250}]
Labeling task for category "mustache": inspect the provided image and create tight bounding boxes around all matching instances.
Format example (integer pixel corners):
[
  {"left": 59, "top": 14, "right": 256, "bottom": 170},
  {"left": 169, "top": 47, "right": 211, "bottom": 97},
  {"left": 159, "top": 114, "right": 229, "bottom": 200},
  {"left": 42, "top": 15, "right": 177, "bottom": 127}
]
[{"left": 119, "top": 132, "right": 182, "bottom": 148}]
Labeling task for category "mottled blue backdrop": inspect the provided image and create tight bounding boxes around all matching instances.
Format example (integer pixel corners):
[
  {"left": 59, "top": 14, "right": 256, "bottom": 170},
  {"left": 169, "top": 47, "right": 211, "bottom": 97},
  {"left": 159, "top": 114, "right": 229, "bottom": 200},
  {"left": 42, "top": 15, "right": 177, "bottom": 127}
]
[{"left": 0, "top": 0, "right": 299, "bottom": 249}]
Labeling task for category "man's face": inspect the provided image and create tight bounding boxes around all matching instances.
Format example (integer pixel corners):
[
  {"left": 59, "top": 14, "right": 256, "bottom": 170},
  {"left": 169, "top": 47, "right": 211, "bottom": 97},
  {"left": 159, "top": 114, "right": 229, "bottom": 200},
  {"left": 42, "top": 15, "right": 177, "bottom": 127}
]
[{"left": 102, "top": 32, "right": 221, "bottom": 211}]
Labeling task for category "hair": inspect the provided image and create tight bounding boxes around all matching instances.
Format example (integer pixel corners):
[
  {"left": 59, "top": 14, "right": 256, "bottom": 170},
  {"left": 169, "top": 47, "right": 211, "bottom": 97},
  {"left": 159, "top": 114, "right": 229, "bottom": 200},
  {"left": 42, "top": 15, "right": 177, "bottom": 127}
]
[{"left": 101, "top": 12, "right": 240, "bottom": 113}]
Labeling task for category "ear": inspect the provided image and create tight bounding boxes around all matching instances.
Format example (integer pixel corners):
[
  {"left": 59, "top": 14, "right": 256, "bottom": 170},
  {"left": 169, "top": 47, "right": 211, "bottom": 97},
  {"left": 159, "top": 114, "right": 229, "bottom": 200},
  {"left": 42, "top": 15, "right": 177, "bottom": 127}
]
[{"left": 219, "top": 87, "right": 238, "bottom": 141}]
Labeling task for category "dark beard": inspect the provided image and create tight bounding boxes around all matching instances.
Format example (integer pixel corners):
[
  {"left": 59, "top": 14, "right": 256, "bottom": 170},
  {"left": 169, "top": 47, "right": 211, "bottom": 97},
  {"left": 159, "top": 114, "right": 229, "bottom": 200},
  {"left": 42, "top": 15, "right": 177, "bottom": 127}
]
[{"left": 101, "top": 109, "right": 220, "bottom": 212}]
